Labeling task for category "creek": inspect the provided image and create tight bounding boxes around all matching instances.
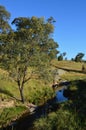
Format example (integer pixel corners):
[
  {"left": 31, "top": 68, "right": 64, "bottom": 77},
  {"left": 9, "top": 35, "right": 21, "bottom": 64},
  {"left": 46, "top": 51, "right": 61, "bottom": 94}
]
[
  {"left": 3, "top": 81, "right": 70, "bottom": 130},
  {"left": 56, "top": 88, "right": 68, "bottom": 102},
  {"left": 55, "top": 80, "right": 70, "bottom": 102}
]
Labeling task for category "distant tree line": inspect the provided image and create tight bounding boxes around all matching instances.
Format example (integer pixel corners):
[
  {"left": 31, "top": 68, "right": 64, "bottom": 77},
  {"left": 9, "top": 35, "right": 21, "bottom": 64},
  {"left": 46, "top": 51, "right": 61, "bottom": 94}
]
[
  {"left": 57, "top": 52, "right": 86, "bottom": 63},
  {"left": 57, "top": 52, "right": 67, "bottom": 61}
]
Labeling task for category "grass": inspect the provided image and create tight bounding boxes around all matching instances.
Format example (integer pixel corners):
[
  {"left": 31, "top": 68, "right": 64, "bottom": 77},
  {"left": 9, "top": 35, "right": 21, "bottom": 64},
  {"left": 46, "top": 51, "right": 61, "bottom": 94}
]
[
  {"left": 0, "top": 60, "right": 86, "bottom": 129},
  {"left": 0, "top": 60, "right": 86, "bottom": 101},
  {"left": 0, "top": 74, "right": 52, "bottom": 101},
  {"left": 61, "top": 72, "right": 86, "bottom": 81},
  {"left": 34, "top": 73, "right": 86, "bottom": 130},
  {"left": 52, "top": 59, "right": 86, "bottom": 71},
  {"left": 33, "top": 60, "right": 86, "bottom": 130},
  {"left": 0, "top": 105, "right": 27, "bottom": 128}
]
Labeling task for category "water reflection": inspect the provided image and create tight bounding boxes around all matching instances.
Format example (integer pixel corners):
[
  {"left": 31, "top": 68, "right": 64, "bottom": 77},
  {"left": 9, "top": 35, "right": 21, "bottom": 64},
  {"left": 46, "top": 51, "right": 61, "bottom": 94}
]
[{"left": 56, "top": 89, "right": 68, "bottom": 103}]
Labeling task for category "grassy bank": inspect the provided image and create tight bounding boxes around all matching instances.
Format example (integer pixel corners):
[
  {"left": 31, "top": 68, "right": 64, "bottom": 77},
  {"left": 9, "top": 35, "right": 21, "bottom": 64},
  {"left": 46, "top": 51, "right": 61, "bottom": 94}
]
[{"left": 0, "top": 105, "right": 28, "bottom": 128}]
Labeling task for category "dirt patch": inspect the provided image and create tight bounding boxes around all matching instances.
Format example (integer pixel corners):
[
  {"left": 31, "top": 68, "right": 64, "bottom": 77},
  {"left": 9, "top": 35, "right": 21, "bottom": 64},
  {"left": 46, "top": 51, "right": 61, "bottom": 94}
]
[
  {"left": 57, "top": 69, "right": 66, "bottom": 75},
  {"left": 0, "top": 100, "right": 14, "bottom": 109}
]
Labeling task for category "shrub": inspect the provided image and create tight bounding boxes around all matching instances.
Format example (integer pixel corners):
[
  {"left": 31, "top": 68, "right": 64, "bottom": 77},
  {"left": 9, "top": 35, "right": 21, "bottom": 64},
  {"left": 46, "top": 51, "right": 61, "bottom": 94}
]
[{"left": 34, "top": 109, "right": 85, "bottom": 130}]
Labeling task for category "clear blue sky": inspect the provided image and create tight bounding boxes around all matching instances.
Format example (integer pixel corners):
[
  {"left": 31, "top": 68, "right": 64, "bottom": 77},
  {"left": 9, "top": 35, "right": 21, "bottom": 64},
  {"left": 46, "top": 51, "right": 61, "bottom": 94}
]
[{"left": 0, "top": 0, "right": 86, "bottom": 60}]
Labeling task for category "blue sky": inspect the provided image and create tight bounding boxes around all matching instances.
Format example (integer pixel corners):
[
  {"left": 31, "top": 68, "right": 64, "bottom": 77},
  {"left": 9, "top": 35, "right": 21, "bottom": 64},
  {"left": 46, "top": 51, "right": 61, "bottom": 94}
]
[{"left": 0, "top": 0, "right": 86, "bottom": 59}]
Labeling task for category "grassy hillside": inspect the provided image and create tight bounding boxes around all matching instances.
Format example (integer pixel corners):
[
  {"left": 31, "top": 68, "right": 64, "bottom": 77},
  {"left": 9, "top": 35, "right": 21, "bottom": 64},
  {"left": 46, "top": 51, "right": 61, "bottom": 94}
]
[
  {"left": 0, "top": 60, "right": 86, "bottom": 129},
  {"left": 0, "top": 60, "right": 86, "bottom": 101},
  {"left": 52, "top": 60, "right": 86, "bottom": 70},
  {"left": 0, "top": 67, "right": 53, "bottom": 104},
  {"left": 51, "top": 60, "right": 86, "bottom": 80}
]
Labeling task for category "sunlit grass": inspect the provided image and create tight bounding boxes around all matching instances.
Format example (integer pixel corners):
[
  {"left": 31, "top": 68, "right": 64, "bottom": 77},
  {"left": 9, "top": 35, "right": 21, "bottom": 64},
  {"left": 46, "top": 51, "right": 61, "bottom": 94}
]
[
  {"left": 52, "top": 59, "right": 86, "bottom": 70},
  {"left": 0, "top": 106, "right": 27, "bottom": 128},
  {"left": 61, "top": 72, "right": 86, "bottom": 81}
]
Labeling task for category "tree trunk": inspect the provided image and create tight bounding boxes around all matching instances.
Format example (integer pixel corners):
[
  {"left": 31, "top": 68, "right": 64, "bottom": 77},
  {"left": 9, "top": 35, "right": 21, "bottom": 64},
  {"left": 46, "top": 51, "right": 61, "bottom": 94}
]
[
  {"left": 17, "top": 81, "right": 25, "bottom": 103},
  {"left": 19, "top": 87, "right": 24, "bottom": 103}
]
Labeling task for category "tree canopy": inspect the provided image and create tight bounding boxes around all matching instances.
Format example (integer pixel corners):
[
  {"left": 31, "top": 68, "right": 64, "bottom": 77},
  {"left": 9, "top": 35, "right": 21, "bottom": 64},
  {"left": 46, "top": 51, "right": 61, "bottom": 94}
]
[{"left": 74, "top": 52, "right": 85, "bottom": 62}]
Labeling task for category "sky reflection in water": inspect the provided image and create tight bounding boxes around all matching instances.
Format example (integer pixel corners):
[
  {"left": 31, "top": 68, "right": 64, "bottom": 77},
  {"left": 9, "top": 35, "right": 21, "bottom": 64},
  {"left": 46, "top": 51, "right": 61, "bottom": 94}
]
[{"left": 56, "top": 89, "right": 68, "bottom": 103}]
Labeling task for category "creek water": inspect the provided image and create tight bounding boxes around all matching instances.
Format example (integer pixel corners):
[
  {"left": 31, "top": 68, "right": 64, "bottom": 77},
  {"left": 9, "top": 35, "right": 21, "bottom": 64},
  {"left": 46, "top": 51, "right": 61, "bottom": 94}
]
[
  {"left": 55, "top": 88, "right": 68, "bottom": 103},
  {"left": 4, "top": 81, "right": 70, "bottom": 130}
]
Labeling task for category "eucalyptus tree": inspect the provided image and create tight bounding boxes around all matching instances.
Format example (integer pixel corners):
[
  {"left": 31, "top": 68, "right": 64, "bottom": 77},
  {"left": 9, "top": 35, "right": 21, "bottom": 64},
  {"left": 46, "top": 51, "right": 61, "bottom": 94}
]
[
  {"left": 0, "top": 16, "right": 59, "bottom": 103},
  {"left": 0, "top": 5, "right": 11, "bottom": 33},
  {"left": 75, "top": 52, "right": 85, "bottom": 62}
]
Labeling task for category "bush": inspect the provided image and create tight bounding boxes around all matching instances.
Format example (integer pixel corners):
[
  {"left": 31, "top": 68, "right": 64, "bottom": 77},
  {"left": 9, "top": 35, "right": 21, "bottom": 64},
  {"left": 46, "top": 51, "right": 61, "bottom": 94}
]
[
  {"left": 28, "top": 86, "right": 54, "bottom": 105},
  {"left": 34, "top": 109, "right": 85, "bottom": 130}
]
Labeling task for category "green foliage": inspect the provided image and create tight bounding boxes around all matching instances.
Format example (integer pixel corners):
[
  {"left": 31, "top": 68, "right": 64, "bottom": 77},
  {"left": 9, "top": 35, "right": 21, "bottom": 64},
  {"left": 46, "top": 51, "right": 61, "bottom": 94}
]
[
  {"left": 0, "top": 15, "right": 58, "bottom": 103},
  {"left": 57, "top": 52, "right": 66, "bottom": 61},
  {"left": 58, "top": 54, "right": 63, "bottom": 61},
  {"left": 34, "top": 117, "right": 51, "bottom": 130},
  {"left": 34, "top": 109, "right": 85, "bottom": 130},
  {"left": 27, "top": 86, "right": 54, "bottom": 105},
  {"left": 74, "top": 52, "right": 85, "bottom": 62},
  {"left": 0, "top": 5, "right": 11, "bottom": 33},
  {"left": 0, "top": 106, "right": 27, "bottom": 128}
]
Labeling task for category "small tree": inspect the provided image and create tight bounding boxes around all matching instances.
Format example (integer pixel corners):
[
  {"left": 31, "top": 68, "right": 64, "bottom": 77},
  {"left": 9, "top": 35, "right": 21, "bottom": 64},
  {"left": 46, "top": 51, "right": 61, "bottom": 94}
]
[
  {"left": 74, "top": 53, "right": 85, "bottom": 62},
  {"left": 58, "top": 54, "right": 63, "bottom": 61},
  {"left": 58, "top": 52, "right": 66, "bottom": 61}
]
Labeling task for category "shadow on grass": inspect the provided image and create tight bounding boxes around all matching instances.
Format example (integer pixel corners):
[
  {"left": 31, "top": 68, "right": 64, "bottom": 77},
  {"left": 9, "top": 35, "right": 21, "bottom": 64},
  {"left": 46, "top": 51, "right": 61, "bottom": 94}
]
[
  {"left": 2, "top": 80, "right": 86, "bottom": 130},
  {"left": 3, "top": 96, "right": 60, "bottom": 130},
  {"left": 63, "top": 79, "right": 86, "bottom": 122},
  {"left": 0, "top": 88, "right": 21, "bottom": 101}
]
